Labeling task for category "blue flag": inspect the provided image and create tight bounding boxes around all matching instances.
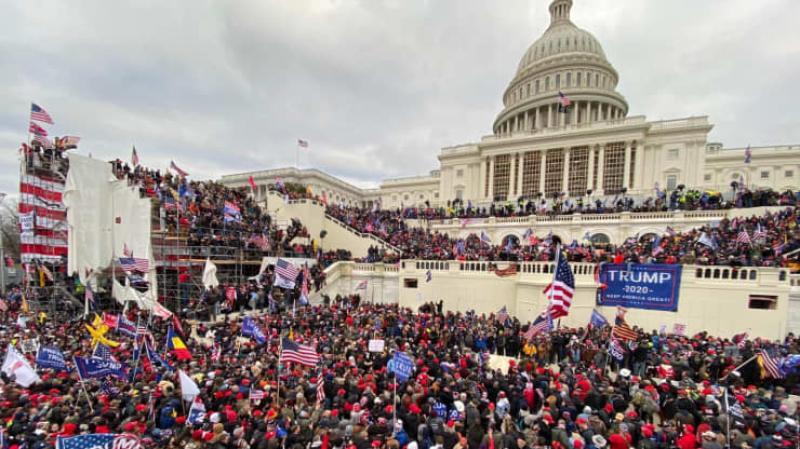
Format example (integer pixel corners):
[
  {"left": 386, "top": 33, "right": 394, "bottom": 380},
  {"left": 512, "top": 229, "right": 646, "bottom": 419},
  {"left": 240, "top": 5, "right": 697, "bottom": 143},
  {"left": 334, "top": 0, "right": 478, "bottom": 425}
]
[
  {"left": 56, "top": 433, "right": 140, "bottom": 449},
  {"left": 242, "top": 316, "right": 267, "bottom": 345},
  {"left": 117, "top": 315, "right": 137, "bottom": 337},
  {"left": 589, "top": 309, "right": 609, "bottom": 329},
  {"left": 36, "top": 345, "right": 68, "bottom": 371},
  {"left": 74, "top": 356, "right": 127, "bottom": 380},
  {"left": 145, "top": 341, "right": 174, "bottom": 372}
]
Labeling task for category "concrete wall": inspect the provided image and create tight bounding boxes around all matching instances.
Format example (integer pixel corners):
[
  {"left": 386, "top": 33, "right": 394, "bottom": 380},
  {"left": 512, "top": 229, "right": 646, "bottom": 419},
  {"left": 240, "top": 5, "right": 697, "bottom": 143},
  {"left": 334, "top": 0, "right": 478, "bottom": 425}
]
[
  {"left": 397, "top": 260, "right": 794, "bottom": 340},
  {"left": 312, "top": 261, "right": 399, "bottom": 304}
]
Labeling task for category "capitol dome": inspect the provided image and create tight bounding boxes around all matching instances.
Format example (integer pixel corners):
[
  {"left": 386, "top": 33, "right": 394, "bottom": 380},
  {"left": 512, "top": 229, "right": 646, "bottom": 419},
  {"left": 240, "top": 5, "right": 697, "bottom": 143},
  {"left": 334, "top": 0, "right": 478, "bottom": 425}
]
[{"left": 493, "top": 0, "right": 629, "bottom": 135}]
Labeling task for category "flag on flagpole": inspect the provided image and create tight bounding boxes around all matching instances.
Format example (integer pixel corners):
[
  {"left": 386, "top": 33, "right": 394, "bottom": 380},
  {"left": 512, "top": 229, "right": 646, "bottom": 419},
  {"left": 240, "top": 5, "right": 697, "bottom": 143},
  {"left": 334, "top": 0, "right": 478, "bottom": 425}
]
[
  {"left": 611, "top": 307, "right": 638, "bottom": 341},
  {"left": 736, "top": 230, "right": 751, "bottom": 245},
  {"left": 2, "top": 344, "right": 41, "bottom": 387},
  {"left": 316, "top": 374, "right": 326, "bottom": 404},
  {"left": 179, "top": 370, "right": 200, "bottom": 402},
  {"left": 280, "top": 338, "right": 319, "bottom": 366},
  {"left": 523, "top": 310, "right": 553, "bottom": 340},
  {"left": 166, "top": 326, "right": 192, "bottom": 360},
  {"left": 758, "top": 350, "right": 785, "bottom": 379},
  {"left": 29, "top": 121, "right": 48, "bottom": 137},
  {"left": 557, "top": 91, "right": 572, "bottom": 112},
  {"left": 297, "top": 139, "right": 309, "bottom": 148},
  {"left": 355, "top": 280, "right": 368, "bottom": 291},
  {"left": 187, "top": 397, "right": 206, "bottom": 425},
  {"left": 273, "top": 258, "right": 299, "bottom": 289},
  {"left": 131, "top": 146, "right": 139, "bottom": 167},
  {"left": 30, "top": 103, "right": 54, "bottom": 124},
  {"left": 202, "top": 258, "right": 219, "bottom": 290},
  {"left": 169, "top": 161, "right": 188, "bottom": 177},
  {"left": 744, "top": 145, "right": 752, "bottom": 164},
  {"left": 589, "top": 309, "right": 609, "bottom": 328},
  {"left": 543, "top": 246, "right": 575, "bottom": 318},
  {"left": 248, "top": 175, "right": 257, "bottom": 192}
]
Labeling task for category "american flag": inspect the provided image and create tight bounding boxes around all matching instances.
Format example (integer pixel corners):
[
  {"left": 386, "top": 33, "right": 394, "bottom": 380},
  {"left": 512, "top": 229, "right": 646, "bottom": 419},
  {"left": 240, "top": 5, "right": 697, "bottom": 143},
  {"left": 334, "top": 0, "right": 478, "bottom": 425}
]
[
  {"left": 170, "top": 160, "right": 188, "bottom": 177},
  {"left": 733, "top": 332, "right": 748, "bottom": 349},
  {"left": 523, "top": 310, "right": 553, "bottom": 340},
  {"left": 612, "top": 308, "right": 638, "bottom": 341},
  {"left": 30, "top": 103, "right": 54, "bottom": 124},
  {"left": 92, "top": 342, "right": 117, "bottom": 362},
  {"left": 496, "top": 306, "right": 509, "bottom": 324},
  {"left": 543, "top": 249, "right": 574, "bottom": 318},
  {"left": 752, "top": 224, "right": 767, "bottom": 241},
  {"left": 32, "top": 134, "right": 54, "bottom": 149},
  {"left": 131, "top": 146, "right": 139, "bottom": 167},
  {"left": 250, "top": 389, "right": 265, "bottom": 401},
  {"left": 119, "top": 257, "right": 149, "bottom": 273},
  {"left": 316, "top": 374, "right": 326, "bottom": 404},
  {"left": 280, "top": 338, "right": 319, "bottom": 366},
  {"left": 297, "top": 139, "right": 309, "bottom": 148},
  {"left": 211, "top": 343, "right": 222, "bottom": 363},
  {"left": 355, "top": 280, "right": 367, "bottom": 290},
  {"left": 275, "top": 258, "right": 299, "bottom": 281},
  {"left": 29, "top": 121, "right": 48, "bottom": 136},
  {"left": 736, "top": 230, "right": 751, "bottom": 245},
  {"left": 558, "top": 91, "right": 572, "bottom": 107},
  {"left": 759, "top": 350, "right": 785, "bottom": 379}
]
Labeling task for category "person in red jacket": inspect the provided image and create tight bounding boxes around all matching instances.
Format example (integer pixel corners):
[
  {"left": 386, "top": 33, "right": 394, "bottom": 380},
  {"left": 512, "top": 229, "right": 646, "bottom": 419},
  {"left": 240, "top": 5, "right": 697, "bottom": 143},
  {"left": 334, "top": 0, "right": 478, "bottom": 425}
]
[{"left": 677, "top": 425, "right": 698, "bottom": 449}]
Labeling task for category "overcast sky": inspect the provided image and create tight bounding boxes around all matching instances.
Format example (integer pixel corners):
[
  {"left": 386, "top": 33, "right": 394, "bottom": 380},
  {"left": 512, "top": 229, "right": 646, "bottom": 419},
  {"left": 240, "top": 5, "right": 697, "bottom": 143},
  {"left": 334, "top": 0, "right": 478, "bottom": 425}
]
[{"left": 1, "top": 0, "right": 798, "bottom": 195}]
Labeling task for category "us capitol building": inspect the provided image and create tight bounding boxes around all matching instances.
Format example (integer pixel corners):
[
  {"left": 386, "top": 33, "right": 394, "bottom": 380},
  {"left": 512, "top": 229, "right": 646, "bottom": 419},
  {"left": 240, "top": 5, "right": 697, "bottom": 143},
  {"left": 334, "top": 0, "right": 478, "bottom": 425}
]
[{"left": 223, "top": 0, "right": 800, "bottom": 209}]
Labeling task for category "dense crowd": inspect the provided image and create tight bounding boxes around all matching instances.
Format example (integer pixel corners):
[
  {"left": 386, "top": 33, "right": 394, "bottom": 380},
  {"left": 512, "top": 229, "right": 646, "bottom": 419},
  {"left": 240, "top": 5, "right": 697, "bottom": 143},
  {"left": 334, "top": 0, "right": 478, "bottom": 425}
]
[
  {"left": 110, "top": 160, "right": 316, "bottom": 258},
  {"left": 325, "top": 202, "right": 800, "bottom": 267},
  {"left": 0, "top": 294, "right": 798, "bottom": 449}
]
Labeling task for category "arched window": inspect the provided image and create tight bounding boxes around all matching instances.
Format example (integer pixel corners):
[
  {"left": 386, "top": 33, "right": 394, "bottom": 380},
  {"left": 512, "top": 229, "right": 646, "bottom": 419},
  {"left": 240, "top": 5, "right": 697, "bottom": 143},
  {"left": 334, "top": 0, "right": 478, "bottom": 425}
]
[
  {"left": 502, "top": 235, "right": 520, "bottom": 249},
  {"left": 590, "top": 233, "right": 611, "bottom": 245}
]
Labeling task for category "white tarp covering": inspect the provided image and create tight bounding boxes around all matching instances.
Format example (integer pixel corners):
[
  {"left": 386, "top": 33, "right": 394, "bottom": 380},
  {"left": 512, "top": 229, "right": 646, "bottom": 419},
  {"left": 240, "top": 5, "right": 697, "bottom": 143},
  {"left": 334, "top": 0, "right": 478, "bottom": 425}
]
[
  {"left": 64, "top": 154, "right": 155, "bottom": 289},
  {"left": 112, "top": 278, "right": 158, "bottom": 311}
]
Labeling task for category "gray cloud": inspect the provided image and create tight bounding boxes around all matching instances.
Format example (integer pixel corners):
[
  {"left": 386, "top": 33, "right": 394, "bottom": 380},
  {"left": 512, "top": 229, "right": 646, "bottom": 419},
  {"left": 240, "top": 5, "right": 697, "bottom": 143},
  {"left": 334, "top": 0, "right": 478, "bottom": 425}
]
[{"left": 0, "top": 0, "right": 798, "bottom": 195}]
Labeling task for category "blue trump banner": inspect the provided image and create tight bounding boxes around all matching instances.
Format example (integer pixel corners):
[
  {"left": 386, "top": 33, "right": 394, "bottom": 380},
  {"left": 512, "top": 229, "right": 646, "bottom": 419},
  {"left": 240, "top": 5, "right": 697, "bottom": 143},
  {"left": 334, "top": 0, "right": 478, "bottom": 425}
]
[
  {"left": 242, "top": 316, "right": 267, "bottom": 345},
  {"left": 36, "top": 345, "right": 68, "bottom": 371},
  {"left": 56, "top": 433, "right": 141, "bottom": 449},
  {"left": 388, "top": 351, "right": 414, "bottom": 383},
  {"left": 74, "top": 356, "right": 127, "bottom": 380},
  {"left": 596, "top": 264, "right": 682, "bottom": 311}
]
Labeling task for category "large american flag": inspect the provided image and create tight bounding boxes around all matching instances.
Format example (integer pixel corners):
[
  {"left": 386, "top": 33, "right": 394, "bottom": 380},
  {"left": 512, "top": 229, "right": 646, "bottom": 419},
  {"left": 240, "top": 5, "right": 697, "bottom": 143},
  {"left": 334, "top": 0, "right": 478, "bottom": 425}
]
[
  {"left": 119, "top": 257, "right": 149, "bottom": 273},
  {"left": 543, "top": 250, "right": 574, "bottom": 318},
  {"left": 30, "top": 103, "right": 54, "bottom": 124},
  {"left": 275, "top": 258, "right": 299, "bottom": 281},
  {"left": 19, "top": 174, "right": 67, "bottom": 263},
  {"left": 280, "top": 338, "right": 319, "bottom": 366}
]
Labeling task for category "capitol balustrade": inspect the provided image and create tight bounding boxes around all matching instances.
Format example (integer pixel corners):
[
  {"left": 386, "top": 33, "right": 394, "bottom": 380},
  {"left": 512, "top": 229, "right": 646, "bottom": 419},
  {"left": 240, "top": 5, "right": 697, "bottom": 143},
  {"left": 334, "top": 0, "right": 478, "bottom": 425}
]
[{"left": 415, "top": 206, "right": 787, "bottom": 244}]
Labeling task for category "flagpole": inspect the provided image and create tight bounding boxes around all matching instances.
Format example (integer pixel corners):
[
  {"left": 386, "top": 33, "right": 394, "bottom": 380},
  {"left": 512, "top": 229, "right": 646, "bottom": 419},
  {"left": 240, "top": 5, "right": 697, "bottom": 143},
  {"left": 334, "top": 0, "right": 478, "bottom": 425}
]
[
  {"left": 130, "top": 315, "right": 143, "bottom": 382},
  {"left": 719, "top": 354, "right": 759, "bottom": 382},
  {"left": 73, "top": 356, "right": 95, "bottom": 414}
]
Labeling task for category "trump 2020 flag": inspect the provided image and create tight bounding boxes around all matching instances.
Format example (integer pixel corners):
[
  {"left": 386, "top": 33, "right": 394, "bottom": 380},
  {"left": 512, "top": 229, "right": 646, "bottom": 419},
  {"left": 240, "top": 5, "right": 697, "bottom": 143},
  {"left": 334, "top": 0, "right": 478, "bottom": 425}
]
[
  {"left": 55, "top": 433, "right": 141, "bottom": 449},
  {"left": 589, "top": 309, "right": 609, "bottom": 329},
  {"left": 187, "top": 397, "right": 206, "bottom": 425},
  {"left": 36, "top": 345, "right": 68, "bottom": 371},
  {"left": 242, "top": 316, "right": 267, "bottom": 345},
  {"left": 73, "top": 356, "right": 127, "bottom": 380},
  {"left": 179, "top": 370, "right": 201, "bottom": 402},
  {"left": 2, "top": 344, "right": 41, "bottom": 387}
]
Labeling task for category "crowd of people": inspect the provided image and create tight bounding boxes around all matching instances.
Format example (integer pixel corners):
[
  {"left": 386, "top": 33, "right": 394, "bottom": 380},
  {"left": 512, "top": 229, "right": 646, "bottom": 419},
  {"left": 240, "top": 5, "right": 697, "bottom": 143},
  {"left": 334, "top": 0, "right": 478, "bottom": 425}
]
[
  {"left": 325, "top": 200, "right": 800, "bottom": 267},
  {"left": 0, "top": 293, "right": 798, "bottom": 449}
]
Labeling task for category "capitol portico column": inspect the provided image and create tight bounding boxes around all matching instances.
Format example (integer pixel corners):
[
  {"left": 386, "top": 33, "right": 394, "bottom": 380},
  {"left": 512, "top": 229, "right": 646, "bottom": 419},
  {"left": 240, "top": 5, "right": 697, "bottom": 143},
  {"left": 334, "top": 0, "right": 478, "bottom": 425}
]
[
  {"left": 572, "top": 101, "right": 578, "bottom": 125},
  {"left": 539, "top": 151, "right": 546, "bottom": 194},
  {"left": 562, "top": 148, "right": 570, "bottom": 194},
  {"left": 524, "top": 110, "right": 529, "bottom": 131},
  {"left": 597, "top": 144, "right": 605, "bottom": 195},
  {"left": 587, "top": 148, "right": 595, "bottom": 191},
  {"left": 547, "top": 104, "right": 553, "bottom": 128},
  {"left": 516, "top": 152, "right": 525, "bottom": 194},
  {"left": 535, "top": 107, "right": 541, "bottom": 130},
  {"left": 586, "top": 101, "right": 592, "bottom": 124},
  {"left": 623, "top": 141, "right": 632, "bottom": 189},
  {"left": 488, "top": 156, "right": 495, "bottom": 200}
]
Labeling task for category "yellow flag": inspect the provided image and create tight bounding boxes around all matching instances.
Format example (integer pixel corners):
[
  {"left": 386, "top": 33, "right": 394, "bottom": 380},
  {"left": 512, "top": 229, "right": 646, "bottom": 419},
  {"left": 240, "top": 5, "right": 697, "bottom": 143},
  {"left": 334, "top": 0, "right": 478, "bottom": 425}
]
[
  {"left": 92, "top": 313, "right": 102, "bottom": 328},
  {"left": 85, "top": 323, "right": 121, "bottom": 348},
  {"left": 39, "top": 269, "right": 45, "bottom": 288},
  {"left": 21, "top": 295, "right": 30, "bottom": 314},
  {"left": 288, "top": 327, "right": 294, "bottom": 341}
]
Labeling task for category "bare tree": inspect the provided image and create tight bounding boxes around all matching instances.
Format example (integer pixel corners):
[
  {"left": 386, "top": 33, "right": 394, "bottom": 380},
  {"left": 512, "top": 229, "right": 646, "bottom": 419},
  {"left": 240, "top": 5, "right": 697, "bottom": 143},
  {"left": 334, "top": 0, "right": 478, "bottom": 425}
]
[{"left": 0, "top": 195, "right": 20, "bottom": 260}]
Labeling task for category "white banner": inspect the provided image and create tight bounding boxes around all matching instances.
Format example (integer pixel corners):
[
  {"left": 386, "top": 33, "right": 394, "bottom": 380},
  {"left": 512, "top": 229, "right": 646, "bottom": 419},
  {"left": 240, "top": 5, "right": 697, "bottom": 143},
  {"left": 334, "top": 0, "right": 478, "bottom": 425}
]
[{"left": 368, "top": 339, "right": 385, "bottom": 352}]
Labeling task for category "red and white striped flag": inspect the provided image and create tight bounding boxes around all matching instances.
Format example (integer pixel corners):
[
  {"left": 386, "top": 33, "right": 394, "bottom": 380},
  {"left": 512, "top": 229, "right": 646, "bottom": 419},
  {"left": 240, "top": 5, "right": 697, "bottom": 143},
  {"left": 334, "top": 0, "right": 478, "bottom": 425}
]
[
  {"left": 316, "top": 373, "right": 326, "bottom": 404},
  {"left": 543, "top": 249, "right": 575, "bottom": 318},
  {"left": 297, "top": 139, "right": 309, "bottom": 148},
  {"left": 131, "top": 146, "right": 139, "bottom": 167},
  {"left": 29, "top": 122, "right": 48, "bottom": 137},
  {"left": 170, "top": 160, "right": 188, "bottom": 177},
  {"left": 736, "top": 230, "right": 751, "bottom": 245}
]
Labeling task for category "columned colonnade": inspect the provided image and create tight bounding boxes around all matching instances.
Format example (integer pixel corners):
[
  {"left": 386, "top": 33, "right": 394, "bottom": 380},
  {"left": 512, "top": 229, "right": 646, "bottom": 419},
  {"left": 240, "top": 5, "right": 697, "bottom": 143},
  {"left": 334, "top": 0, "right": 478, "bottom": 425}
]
[
  {"left": 483, "top": 140, "right": 640, "bottom": 200},
  {"left": 498, "top": 100, "right": 625, "bottom": 135}
]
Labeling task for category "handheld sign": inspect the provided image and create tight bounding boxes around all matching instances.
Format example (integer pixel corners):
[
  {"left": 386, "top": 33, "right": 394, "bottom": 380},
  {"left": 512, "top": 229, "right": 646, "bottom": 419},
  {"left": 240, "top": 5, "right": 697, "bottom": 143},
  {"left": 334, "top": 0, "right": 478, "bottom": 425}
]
[{"left": 388, "top": 351, "right": 414, "bottom": 383}]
